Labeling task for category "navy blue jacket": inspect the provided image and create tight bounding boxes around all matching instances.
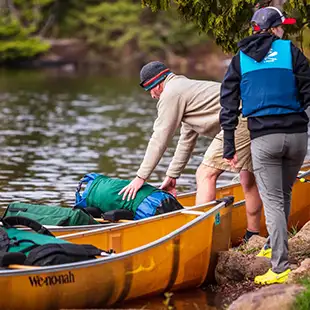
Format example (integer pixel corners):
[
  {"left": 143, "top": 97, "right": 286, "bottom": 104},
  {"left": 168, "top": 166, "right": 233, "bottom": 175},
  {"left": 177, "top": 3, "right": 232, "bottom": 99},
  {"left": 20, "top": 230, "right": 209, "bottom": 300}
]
[{"left": 220, "top": 33, "right": 310, "bottom": 159}]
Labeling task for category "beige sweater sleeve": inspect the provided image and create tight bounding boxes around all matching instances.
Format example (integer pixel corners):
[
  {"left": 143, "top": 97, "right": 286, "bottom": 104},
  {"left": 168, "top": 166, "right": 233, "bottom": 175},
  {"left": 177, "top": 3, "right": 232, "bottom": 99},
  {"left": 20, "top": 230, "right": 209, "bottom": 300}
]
[
  {"left": 136, "top": 92, "right": 186, "bottom": 180},
  {"left": 166, "top": 123, "right": 199, "bottom": 178}
]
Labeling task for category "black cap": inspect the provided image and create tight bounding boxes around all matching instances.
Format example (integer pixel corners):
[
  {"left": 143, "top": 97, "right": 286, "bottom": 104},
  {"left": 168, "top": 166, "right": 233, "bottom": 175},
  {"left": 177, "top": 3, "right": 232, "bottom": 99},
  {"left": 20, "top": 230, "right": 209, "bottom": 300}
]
[
  {"left": 251, "top": 6, "right": 296, "bottom": 31},
  {"left": 139, "top": 61, "right": 171, "bottom": 91}
]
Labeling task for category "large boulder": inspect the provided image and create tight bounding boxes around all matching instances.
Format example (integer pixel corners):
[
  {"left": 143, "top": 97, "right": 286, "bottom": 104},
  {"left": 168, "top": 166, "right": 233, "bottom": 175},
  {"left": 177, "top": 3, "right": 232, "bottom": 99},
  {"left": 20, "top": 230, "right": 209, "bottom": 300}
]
[
  {"left": 241, "top": 235, "right": 267, "bottom": 255},
  {"left": 287, "top": 258, "right": 310, "bottom": 284},
  {"left": 215, "top": 250, "right": 270, "bottom": 285},
  {"left": 289, "top": 221, "right": 310, "bottom": 260},
  {"left": 240, "top": 220, "right": 310, "bottom": 259},
  {"left": 228, "top": 284, "right": 305, "bottom": 310},
  {"left": 215, "top": 220, "right": 310, "bottom": 285}
]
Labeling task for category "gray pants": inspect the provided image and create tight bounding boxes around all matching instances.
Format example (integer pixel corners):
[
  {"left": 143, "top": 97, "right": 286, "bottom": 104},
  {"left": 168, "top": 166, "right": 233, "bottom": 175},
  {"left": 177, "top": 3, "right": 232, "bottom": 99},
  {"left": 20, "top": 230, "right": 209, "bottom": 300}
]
[{"left": 251, "top": 132, "right": 308, "bottom": 273}]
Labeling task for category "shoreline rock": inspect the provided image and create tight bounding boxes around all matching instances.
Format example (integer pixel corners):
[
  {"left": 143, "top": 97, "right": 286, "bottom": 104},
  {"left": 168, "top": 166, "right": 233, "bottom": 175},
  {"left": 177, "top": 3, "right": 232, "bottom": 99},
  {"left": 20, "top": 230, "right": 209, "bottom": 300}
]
[
  {"left": 215, "top": 251, "right": 271, "bottom": 285},
  {"left": 210, "top": 220, "right": 310, "bottom": 309},
  {"left": 227, "top": 284, "right": 305, "bottom": 310}
]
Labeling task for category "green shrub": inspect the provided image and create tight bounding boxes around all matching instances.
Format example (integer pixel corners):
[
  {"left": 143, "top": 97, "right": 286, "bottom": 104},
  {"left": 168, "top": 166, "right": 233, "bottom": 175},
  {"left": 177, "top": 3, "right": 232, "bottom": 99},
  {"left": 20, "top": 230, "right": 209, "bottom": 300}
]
[
  {"left": 292, "top": 278, "right": 310, "bottom": 310},
  {"left": 0, "top": 38, "right": 50, "bottom": 62}
]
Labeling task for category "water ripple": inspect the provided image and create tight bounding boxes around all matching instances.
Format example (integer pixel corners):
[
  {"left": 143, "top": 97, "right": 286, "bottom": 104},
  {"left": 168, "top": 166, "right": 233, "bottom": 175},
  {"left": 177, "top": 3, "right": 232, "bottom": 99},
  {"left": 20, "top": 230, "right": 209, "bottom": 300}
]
[{"left": 0, "top": 72, "right": 283, "bottom": 208}]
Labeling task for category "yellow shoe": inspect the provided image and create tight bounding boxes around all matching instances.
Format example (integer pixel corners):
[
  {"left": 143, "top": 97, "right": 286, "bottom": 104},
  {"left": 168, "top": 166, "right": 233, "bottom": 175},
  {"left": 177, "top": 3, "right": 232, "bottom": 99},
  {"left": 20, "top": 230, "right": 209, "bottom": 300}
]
[
  {"left": 254, "top": 268, "right": 291, "bottom": 285},
  {"left": 256, "top": 247, "right": 272, "bottom": 258}
]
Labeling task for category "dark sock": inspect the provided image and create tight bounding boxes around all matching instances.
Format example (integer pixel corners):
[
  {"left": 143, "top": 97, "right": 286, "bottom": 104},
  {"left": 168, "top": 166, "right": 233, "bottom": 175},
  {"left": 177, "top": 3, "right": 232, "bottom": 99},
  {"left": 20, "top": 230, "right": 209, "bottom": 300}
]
[{"left": 243, "top": 229, "right": 259, "bottom": 242}]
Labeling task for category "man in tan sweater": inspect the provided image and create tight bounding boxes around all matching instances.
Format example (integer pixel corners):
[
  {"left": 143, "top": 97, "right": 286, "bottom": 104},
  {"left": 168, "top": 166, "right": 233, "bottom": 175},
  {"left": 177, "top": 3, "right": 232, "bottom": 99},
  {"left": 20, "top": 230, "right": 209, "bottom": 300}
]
[{"left": 119, "top": 61, "right": 262, "bottom": 241}]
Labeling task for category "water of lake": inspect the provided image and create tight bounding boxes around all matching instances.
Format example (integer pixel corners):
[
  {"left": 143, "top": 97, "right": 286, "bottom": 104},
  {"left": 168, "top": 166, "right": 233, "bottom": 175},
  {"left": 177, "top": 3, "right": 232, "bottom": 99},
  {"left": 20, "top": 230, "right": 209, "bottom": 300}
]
[{"left": 0, "top": 69, "right": 238, "bottom": 209}]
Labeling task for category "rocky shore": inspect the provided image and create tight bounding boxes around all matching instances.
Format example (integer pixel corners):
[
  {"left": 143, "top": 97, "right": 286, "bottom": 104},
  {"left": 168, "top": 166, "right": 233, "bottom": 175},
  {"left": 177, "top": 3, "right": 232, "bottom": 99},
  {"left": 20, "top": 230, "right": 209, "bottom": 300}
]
[{"left": 209, "top": 220, "right": 310, "bottom": 309}]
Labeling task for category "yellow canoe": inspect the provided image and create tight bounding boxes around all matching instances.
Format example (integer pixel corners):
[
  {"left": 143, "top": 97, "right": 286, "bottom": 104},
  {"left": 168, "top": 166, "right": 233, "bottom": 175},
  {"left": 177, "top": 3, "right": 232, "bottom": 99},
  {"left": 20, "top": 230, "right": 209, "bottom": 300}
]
[
  {"left": 48, "top": 167, "right": 310, "bottom": 246},
  {"left": 0, "top": 198, "right": 233, "bottom": 310}
]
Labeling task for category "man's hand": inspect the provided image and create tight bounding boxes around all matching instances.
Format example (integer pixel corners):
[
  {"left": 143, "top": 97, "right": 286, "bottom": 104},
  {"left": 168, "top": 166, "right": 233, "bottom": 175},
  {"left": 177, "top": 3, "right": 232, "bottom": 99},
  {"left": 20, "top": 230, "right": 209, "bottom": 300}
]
[
  {"left": 118, "top": 176, "right": 145, "bottom": 201},
  {"left": 224, "top": 154, "right": 238, "bottom": 169},
  {"left": 159, "top": 176, "right": 177, "bottom": 197}
]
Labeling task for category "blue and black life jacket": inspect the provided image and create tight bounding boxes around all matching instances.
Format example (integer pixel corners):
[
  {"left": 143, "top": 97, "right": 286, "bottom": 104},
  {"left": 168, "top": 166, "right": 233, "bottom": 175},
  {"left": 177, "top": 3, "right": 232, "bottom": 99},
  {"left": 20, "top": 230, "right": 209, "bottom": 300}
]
[{"left": 240, "top": 39, "right": 303, "bottom": 117}]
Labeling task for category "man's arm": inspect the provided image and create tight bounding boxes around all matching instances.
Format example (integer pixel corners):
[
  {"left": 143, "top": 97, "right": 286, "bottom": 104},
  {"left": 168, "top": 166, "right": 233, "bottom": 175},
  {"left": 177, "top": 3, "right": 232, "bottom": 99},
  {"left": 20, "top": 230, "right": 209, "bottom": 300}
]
[
  {"left": 166, "top": 122, "right": 199, "bottom": 178},
  {"left": 220, "top": 53, "right": 241, "bottom": 160},
  {"left": 120, "top": 92, "right": 186, "bottom": 200},
  {"left": 136, "top": 92, "right": 185, "bottom": 180}
]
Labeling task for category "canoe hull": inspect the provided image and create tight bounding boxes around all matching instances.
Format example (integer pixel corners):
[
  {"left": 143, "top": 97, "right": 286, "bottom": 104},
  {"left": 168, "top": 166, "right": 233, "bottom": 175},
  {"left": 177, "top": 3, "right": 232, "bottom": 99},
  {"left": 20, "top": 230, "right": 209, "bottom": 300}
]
[{"left": 0, "top": 200, "right": 233, "bottom": 309}]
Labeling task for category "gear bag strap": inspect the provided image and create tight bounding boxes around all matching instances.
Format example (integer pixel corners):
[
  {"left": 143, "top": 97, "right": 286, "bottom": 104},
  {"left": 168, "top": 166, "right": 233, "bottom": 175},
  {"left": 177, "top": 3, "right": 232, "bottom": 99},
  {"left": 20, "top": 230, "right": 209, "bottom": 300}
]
[
  {"left": 25, "top": 243, "right": 114, "bottom": 266},
  {"left": 2, "top": 216, "right": 54, "bottom": 237}
]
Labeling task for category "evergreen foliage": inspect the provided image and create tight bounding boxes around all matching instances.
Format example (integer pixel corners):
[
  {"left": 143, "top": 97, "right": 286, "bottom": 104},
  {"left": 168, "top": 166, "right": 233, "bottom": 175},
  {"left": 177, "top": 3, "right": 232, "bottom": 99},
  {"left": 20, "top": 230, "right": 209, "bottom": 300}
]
[
  {"left": 0, "top": 0, "right": 309, "bottom": 62},
  {"left": 141, "top": 0, "right": 310, "bottom": 53},
  {"left": 0, "top": 0, "right": 209, "bottom": 63},
  {"left": 74, "top": 1, "right": 209, "bottom": 57},
  {"left": 0, "top": 0, "right": 53, "bottom": 63}
]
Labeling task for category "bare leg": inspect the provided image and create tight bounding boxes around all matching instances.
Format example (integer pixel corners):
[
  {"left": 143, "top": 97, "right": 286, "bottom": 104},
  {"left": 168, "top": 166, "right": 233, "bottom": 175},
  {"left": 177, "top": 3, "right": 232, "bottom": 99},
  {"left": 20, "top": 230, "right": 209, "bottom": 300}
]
[
  {"left": 195, "top": 163, "right": 223, "bottom": 205},
  {"left": 239, "top": 170, "right": 262, "bottom": 233}
]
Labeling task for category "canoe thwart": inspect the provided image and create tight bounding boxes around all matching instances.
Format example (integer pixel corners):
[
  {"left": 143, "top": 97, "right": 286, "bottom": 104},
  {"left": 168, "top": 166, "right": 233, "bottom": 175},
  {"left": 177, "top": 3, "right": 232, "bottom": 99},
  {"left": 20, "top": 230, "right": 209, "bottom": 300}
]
[
  {"left": 216, "top": 196, "right": 234, "bottom": 206},
  {"left": 233, "top": 200, "right": 246, "bottom": 208},
  {"left": 181, "top": 210, "right": 205, "bottom": 215}
]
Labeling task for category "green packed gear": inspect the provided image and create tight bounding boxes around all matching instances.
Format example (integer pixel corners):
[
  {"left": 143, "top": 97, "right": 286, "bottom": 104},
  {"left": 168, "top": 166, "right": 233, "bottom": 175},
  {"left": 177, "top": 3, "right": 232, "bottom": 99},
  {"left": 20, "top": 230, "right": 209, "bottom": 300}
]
[
  {"left": 3, "top": 202, "right": 100, "bottom": 226},
  {"left": 4, "top": 227, "right": 69, "bottom": 255},
  {"left": 86, "top": 175, "right": 158, "bottom": 214},
  {"left": 0, "top": 217, "right": 111, "bottom": 267}
]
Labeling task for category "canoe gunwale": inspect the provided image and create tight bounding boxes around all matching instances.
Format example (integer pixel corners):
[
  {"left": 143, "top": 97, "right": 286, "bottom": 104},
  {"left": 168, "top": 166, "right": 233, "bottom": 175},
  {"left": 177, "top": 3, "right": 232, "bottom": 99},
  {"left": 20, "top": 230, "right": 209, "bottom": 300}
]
[
  {"left": 298, "top": 169, "right": 310, "bottom": 179},
  {"left": 20, "top": 223, "right": 116, "bottom": 232},
  {"left": 57, "top": 199, "right": 223, "bottom": 240},
  {"left": 0, "top": 200, "right": 228, "bottom": 276}
]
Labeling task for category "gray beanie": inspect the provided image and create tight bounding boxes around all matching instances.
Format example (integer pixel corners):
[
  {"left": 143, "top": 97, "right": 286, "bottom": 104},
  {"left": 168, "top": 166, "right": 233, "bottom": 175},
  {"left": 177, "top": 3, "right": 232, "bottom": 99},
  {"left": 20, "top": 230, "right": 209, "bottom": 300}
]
[{"left": 140, "top": 61, "right": 171, "bottom": 91}]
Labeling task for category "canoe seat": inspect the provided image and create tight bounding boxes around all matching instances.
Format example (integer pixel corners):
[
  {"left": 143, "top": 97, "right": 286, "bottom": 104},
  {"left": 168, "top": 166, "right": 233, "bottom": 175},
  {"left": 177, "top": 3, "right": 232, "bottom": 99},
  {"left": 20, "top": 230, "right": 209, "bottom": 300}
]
[{"left": 102, "top": 209, "right": 134, "bottom": 222}]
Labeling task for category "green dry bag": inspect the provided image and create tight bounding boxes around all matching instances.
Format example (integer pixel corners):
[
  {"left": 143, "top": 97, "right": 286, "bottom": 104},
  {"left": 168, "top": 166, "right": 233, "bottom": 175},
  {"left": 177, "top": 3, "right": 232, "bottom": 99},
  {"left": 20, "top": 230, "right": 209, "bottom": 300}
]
[{"left": 3, "top": 202, "right": 99, "bottom": 226}]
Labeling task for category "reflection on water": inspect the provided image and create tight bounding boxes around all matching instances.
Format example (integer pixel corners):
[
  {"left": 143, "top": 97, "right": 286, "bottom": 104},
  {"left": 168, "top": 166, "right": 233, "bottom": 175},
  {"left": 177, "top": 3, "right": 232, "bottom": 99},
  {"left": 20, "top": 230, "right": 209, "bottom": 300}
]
[
  {"left": 0, "top": 69, "right": 237, "bottom": 209},
  {"left": 117, "top": 288, "right": 220, "bottom": 310}
]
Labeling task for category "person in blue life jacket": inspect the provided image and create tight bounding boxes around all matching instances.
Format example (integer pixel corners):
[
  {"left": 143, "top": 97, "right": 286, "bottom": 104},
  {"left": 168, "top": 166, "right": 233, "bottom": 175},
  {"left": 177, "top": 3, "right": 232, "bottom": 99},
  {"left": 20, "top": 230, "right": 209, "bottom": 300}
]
[{"left": 220, "top": 6, "right": 310, "bottom": 285}]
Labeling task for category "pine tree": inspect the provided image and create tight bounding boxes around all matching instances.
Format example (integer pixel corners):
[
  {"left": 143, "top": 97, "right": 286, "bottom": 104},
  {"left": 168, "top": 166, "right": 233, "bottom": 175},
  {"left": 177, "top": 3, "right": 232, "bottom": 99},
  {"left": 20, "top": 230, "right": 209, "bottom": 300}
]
[{"left": 141, "top": 0, "right": 310, "bottom": 53}]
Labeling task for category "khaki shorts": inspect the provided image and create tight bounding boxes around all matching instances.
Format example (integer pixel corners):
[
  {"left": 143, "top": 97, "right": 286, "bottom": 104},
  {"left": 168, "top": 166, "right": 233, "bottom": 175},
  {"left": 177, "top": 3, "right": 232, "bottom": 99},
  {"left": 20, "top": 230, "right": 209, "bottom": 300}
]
[{"left": 203, "top": 118, "right": 252, "bottom": 173}]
